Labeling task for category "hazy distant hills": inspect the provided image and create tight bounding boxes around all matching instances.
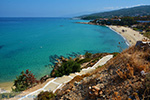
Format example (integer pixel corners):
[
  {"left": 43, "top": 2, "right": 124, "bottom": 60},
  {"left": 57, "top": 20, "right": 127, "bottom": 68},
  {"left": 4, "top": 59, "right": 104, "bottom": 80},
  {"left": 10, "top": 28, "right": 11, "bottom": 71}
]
[{"left": 79, "top": 5, "right": 150, "bottom": 20}]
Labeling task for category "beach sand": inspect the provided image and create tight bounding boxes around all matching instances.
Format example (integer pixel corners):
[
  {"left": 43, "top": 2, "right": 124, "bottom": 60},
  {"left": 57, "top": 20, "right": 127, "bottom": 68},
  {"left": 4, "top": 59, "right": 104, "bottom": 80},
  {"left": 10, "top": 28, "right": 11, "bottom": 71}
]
[
  {"left": 0, "top": 82, "right": 13, "bottom": 93},
  {"left": 108, "top": 25, "right": 148, "bottom": 46}
]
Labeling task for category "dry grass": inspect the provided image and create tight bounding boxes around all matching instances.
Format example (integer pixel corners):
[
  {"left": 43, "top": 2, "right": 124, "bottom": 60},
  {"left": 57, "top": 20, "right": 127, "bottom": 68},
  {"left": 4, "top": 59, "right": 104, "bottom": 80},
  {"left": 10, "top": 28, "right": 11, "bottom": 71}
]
[
  {"left": 54, "top": 45, "right": 150, "bottom": 100},
  {"left": 105, "top": 45, "right": 150, "bottom": 73},
  {"left": 68, "top": 73, "right": 91, "bottom": 85}
]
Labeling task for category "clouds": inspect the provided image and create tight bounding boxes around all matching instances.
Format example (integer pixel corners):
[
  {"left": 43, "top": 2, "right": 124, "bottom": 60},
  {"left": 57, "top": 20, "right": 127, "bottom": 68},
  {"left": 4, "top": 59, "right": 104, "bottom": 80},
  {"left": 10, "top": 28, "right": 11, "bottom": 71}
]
[
  {"left": 124, "top": 4, "right": 145, "bottom": 8},
  {"left": 103, "top": 4, "right": 147, "bottom": 11},
  {"left": 103, "top": 7, "right": 120, "bottom": 10}
]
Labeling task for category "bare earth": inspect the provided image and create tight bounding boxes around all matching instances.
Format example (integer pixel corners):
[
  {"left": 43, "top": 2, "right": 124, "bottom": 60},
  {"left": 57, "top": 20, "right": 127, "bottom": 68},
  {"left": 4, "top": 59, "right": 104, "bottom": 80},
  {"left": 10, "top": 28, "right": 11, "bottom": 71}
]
[{"left": 108, "top": 25, "right": 148, "bottom": 46}]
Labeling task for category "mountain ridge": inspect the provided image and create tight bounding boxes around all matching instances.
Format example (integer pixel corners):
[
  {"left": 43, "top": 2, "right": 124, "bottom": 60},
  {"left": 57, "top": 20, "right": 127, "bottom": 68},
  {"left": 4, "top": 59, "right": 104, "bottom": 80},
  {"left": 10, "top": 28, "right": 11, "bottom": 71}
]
[{"left": 79, "top": 5, "right": 150, "bottom": 20}]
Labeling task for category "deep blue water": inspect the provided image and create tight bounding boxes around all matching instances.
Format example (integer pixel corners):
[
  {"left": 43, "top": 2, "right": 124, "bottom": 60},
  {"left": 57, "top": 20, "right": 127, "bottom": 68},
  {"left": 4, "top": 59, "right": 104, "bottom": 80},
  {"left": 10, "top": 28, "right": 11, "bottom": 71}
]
[{"left": 0, "top": 18, "right": 128, "bottom": 82}]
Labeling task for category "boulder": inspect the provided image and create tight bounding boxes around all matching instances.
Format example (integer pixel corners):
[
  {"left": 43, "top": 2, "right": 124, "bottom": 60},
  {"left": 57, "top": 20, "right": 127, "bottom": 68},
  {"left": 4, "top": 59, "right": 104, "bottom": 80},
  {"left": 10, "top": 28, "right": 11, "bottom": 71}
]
[
  {"left": 135, "top": 41, "right": 150, "bottom": 50},
  {"left": 135, "top": 41, "right": 143, "bottom": 47},
  {"left": 40, "top": 75, "right": 49, "bottom": 83}
]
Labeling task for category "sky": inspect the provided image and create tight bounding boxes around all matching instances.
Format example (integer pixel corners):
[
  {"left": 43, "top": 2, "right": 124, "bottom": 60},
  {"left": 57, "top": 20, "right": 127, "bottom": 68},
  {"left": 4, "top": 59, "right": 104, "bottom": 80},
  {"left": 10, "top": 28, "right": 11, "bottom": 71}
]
[{"left": 0, "top": 0, "right": 150, "bottom": 17}]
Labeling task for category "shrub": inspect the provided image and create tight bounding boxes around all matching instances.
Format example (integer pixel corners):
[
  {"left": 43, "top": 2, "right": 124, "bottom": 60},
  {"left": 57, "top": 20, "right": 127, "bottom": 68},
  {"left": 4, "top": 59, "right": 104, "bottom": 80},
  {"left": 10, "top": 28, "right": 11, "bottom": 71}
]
[
  {"left": 113, "top": 52, "right": 119, "bottom": 57},
  {"left": 85, "top": 52, "right": 92, "bottom": 58},
  {"left": 77, "top": 58, "right": 91, "bottom": 64},
  {"left": 36, "top": 91, "right": 56, "bottom": 100},
  {"left": 12, "top": 69, "right": 39, "bottom": 92},
  {"left": 0, "top": 92, "right": 19, "bottom": 99},
  {"left": 133, "top": 27, "right": 139, "bottom": 31},
  {"left": 52, "top": 60, "right": 81, "bottom": 77},
  {"left": 145, "top": 73, "right": 150, "bottom": 89}
]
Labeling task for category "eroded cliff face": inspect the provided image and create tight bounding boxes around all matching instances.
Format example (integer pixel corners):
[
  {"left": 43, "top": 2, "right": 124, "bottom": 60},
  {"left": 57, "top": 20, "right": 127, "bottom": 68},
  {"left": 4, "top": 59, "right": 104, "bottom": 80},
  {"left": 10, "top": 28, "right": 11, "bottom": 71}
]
[{"left": 55, "top": 45, "right": 150, "bottom": 100}]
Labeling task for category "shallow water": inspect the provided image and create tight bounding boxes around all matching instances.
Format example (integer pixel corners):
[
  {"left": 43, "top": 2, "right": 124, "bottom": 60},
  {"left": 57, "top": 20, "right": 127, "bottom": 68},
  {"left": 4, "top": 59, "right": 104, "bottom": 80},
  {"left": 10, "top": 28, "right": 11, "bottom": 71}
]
[{"left": 0, "top": 18, "right": 128, "bottom": 82}]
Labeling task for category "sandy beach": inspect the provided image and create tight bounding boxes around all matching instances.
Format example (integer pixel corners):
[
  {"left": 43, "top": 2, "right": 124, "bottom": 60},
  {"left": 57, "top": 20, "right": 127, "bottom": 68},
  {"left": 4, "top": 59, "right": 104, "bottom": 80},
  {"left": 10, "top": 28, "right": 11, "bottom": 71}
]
[
  {"left": 107, "top": 25, "right": 148, "bottom": 46},
  {"left": 0, "top": 82, "right": 13, "bottom": 93}
]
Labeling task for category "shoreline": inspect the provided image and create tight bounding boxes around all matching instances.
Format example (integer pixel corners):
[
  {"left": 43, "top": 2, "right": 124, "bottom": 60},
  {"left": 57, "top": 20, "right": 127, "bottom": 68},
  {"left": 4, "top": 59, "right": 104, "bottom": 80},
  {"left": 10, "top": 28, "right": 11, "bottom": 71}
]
[
  {"left": 11, "top": 55, "right": 113, "bottom": 100},
  {"left": 107, "top": 25, "right": 148, "bottom": 46},
  {"left": 0, "top": 82, "right": 13, "bottom": 93},
  {"left": 77, "top": 22, "right": 148, "bottom": 46},
  {"left": 0, "top": 22, "right": 147, "bottom": 94},
  {"left": 106, "top": 25, "right": 130, "bottom": 46}
]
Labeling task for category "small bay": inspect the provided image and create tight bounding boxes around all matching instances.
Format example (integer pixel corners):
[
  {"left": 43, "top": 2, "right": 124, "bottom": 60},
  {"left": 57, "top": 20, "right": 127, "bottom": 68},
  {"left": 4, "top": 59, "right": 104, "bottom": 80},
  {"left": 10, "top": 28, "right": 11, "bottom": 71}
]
[{"left": 0, "top": 18, "right": 128, "bottom": 82}]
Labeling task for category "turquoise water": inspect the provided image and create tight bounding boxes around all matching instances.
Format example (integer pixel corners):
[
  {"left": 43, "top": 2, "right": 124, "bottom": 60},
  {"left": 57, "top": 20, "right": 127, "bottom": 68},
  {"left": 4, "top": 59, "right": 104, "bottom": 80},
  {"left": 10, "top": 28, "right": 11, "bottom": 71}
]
[{"left": 0, "top": 18, "right": 128, "bottom": 82}]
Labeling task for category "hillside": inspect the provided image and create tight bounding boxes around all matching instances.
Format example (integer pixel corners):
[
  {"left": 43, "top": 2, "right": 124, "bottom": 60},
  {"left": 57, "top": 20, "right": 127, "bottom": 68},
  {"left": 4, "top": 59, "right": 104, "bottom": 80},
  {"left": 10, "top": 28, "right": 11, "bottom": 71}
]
[
  {"left": 79, "top": 5, "right": 150, "bottom": 20},
  {"left": 47, "top": 43, "right": 150, "bottom": 100}
]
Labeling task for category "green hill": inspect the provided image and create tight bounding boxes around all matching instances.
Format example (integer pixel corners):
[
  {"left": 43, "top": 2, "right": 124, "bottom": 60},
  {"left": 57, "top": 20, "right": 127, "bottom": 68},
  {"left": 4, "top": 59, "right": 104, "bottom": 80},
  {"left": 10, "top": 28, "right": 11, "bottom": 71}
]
[{"left": 79, "top": 5, "right": 150, "bottom": 20}]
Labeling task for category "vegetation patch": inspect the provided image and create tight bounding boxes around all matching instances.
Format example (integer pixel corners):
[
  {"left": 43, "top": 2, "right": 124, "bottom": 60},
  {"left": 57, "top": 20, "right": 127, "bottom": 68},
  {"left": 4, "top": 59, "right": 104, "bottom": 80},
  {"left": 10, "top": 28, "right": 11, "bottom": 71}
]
[
  {"left": 53, "top": 45, "right": 150, "bottom": 100},
  {"left": 0, "top": 92, "right": 19, "bottom": 99},
  {"left": 12, "top": 69, "right": 39, "bottom": 92},
  {"left": 51, "top": 59, "right": 81, "bottom": 77},
  {"left": 36, "top": 91, "right": 56, "bottom": 100}
]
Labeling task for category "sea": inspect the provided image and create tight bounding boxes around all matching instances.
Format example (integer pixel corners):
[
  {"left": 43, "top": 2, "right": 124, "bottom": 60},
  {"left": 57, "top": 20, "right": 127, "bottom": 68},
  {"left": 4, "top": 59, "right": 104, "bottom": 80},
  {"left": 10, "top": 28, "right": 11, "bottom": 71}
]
[{"left": 0, "top": 17, "right": 128, "bottom": 82}]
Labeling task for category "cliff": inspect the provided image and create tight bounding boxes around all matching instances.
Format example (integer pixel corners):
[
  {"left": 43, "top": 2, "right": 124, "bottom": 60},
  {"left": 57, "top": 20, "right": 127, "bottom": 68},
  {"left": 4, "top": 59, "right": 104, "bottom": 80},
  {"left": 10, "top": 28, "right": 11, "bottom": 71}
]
[{"left": 53, "top": 42, "right": 150, "bottom": 100}]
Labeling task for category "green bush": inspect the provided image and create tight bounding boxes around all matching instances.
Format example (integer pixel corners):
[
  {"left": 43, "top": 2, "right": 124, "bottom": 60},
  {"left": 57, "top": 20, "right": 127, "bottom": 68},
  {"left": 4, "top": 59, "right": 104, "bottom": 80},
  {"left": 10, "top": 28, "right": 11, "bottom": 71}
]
[
  {"left": 91, "top": 57, "right": 100, "bottom": 63},
  {"left": 113, "top": 52, "right": 119, "bottom": 57},
  {"left": 36, "top": 91, "right": 56, "bottom": 100},
  {"left": 52, "top": 60, "right": 81, "bottom": 77},
  {"left": 77, "top": 58, "right": 91, "bottom": 64},
  {"left": 0, "top": 92, "right": 19, "bottom": 99},
  {"left": 143, "top": 32, "right": 150, "bottom": 39},
  {"left": 133, "top": 27, "right": 139, "bottom": 31},
  {"left": 85, "top": 52, "right": 92, "bottom": 58}
]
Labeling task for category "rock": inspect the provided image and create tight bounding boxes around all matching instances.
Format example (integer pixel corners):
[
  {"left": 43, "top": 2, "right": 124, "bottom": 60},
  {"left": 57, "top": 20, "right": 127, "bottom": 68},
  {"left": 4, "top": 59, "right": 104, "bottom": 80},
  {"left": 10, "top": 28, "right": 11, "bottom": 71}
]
[
  {"left": 89, "top": 86, "right": 92, "bottom": 90},
  {"left": 79, "top": 55, "right": 84, "bottom": 59},
  {"left": 92, "top": 88, "right": 96, "bottom": 92},
  {"left": 141, "top": 70, "right": 147, "bottom": 76},
  {"left": 66, "top": 89, "right": 70, "bottom": 93},
  {"left": 135, "top": 41, "right": 150, "bottom": 50},
  {"left": 98, "top": 84, "right": 105, "bottom": 89},
  {"left": 69, "top": 57, "right": 72, "bottom": 60},
  {"left": 141, "top": 78, "right": 144, "bottom": 82},
  {"left": 60, "top": 56, "right": 65, "bottom": 60},
  {"left": 40, "top": 75, "right": 49, "bottom": 83},
  {"left": 127, "top": 91, "right": 131, "bottom": 96},
  {"left": 72, "top": 87, "right": 76, "bottom": 91},
  {"left": 65, "top": 58, "right": 69, "bottom": 61},
  {"left": 99, "top": 91, "right": 103, "bottom": 95},
  {"left": 95, "top": 91, "right": 99, "bottom": 96},
  {"left": 92, "top": 86, "right": 100, "bottom": 91},
  {"left": 74, "top": 81, "right": 79, "bottom": 86}
]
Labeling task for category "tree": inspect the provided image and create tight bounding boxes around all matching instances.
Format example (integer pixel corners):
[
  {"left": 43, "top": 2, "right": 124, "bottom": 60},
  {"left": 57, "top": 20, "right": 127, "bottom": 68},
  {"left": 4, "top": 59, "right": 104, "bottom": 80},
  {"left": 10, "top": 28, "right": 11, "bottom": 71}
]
[{"left": 12, "top": 69, "right": 39, "bottom": 92}]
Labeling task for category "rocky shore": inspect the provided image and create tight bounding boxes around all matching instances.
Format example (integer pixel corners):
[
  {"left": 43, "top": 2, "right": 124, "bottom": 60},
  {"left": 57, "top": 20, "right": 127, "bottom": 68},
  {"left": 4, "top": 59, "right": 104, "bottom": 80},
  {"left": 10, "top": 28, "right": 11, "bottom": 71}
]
[{"left": 54, "top": 42, "right": 150, "bottom": 100}]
